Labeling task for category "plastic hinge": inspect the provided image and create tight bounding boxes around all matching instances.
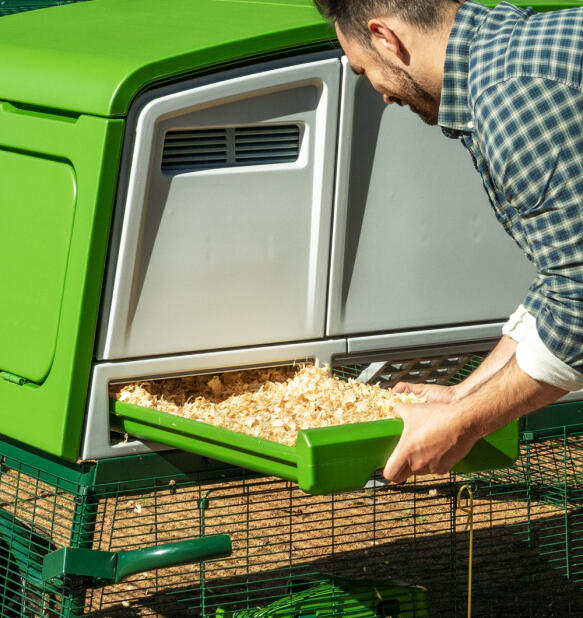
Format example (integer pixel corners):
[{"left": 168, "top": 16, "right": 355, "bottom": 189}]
[{"left": 0, "top": 371, "right": 28, "bottom": 386}]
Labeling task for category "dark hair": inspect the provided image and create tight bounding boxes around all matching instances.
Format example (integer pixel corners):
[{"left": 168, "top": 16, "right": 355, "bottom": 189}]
[{"left": 315, "top": 0, "right": 462, "bottom": 43}]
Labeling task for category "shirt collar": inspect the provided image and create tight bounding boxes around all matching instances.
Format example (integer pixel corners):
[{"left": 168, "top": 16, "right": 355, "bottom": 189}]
[{"left": 438, "top": 0, "right": 490, "bottom": 137}]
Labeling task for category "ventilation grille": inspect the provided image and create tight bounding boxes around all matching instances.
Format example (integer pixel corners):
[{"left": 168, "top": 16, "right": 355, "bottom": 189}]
[
  {"left": 162, "top": 125, "right": 301, "bottom": 173},
  {"left": 163, "top": 128, "right": 228, "bottom": 173},
  {"left": 333, "top": 349, "right": 491, "bottom": 388},
  {"left": 162, "top": 124, "right": 300, "bottom": 174}
]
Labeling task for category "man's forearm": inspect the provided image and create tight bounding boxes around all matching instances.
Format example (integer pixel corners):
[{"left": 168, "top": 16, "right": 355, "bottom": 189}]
[
  {"left": 453, "top": 335, "right": 517, "bottom": 400},
  {"left": 456, "top": 353, "right": 566, "bottom": 438}
]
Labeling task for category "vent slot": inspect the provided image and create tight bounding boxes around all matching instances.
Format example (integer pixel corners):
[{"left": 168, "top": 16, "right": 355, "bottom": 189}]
[
  {"left": 234, "top": 125, "right": 301, "bottom": 165},
  {"left": 162, "top": 125, "right": 300, "bottom": 174},
  {"left": 162, "top": 129, "right": 228, "bottom": 173}
]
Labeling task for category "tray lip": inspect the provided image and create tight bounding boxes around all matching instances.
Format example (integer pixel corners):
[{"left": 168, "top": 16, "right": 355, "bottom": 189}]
[
  {"left": 112, "top": 397, "right": 518, "bottom": 450},
  {"left": 111, "top": 399, "right": 297, "bottom": 464},
  {"left": 110, "top": 398, "right": 405, "bottom": 454}
]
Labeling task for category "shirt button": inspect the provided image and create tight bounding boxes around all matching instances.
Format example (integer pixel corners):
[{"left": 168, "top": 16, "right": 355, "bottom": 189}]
[{"left": 466, "top": 120, "right": 474, "bottom": 129}]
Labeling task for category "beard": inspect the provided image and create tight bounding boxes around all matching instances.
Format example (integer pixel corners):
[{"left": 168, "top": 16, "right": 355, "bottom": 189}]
[{"left": 382, "top": 62, "right": 440, "bottom": 126}]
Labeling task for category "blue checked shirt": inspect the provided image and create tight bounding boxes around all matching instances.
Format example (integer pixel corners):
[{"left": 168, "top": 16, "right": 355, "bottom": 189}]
[{"left": 439, "top": 0, "right": 583, "bottom": 384}]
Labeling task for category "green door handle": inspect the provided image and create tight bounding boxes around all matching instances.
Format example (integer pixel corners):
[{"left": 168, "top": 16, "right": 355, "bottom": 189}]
[
  {"left": 42, "top": 534, "right": 232, "bottom": 584},
  {"left": 115, "top": 534, "right": 232, "bottom": 582}
]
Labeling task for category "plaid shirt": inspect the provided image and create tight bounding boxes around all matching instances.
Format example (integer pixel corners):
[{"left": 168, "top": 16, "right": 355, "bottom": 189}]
[{"left": 439, "top": 0, "right": 583, "bottom": 377}]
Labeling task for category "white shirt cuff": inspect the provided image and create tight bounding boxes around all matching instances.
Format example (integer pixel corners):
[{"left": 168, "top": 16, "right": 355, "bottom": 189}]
[
  {"left": 503, "top": 305, "right": 583, "bottom": 391},
  {"left": 502, "top": 305, "right": 533, "bottom": 342}
]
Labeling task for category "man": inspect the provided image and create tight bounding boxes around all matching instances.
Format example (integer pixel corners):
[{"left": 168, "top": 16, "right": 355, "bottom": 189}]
[{"left": 314, "top": 0, "right": 583, "bottom": 483}]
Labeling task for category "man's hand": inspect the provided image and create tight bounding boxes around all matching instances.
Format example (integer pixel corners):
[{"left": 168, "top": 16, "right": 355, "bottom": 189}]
[
  {"left": 392, "top": 381, "right": 459, "bottom": 404},
  {"left": 383, "top": 354, "right": 566, "bottom": 484},
  {"left": 383, "top": 400, "right": 476, "bottom": 483}
]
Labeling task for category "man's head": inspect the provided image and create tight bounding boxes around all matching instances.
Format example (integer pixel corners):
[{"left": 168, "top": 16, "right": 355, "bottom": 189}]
[{"left": 315, "top": 0, "right": 462, "bottom": 125}]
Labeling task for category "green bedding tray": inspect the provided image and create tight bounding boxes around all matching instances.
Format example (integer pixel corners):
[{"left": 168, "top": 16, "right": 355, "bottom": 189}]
[{"left": 112, "top": 401, "right": 518, "bottom": 495}]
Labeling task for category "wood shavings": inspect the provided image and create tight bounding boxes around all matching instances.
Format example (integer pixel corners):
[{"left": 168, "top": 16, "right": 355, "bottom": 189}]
[{"left": 110, "top": 365, "right": 423, "bottom": 446}]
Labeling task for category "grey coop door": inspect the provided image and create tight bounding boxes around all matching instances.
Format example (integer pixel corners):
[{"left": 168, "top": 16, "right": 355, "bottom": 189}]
[
  {"left": 99, "top": 58, "right": 340, "bottom": 360},
  {"left": 327, "top": 58, "right": 535, "bottom": 336}
]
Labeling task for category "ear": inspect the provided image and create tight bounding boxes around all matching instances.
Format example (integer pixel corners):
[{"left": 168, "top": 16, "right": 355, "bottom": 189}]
[{"left": 367, "top": 18, "right": 408, "bottom": 64}]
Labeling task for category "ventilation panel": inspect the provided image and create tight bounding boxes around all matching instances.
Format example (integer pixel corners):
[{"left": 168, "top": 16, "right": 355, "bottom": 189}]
[{"left": 162, "top": 124, "right": 300, "bottom": 174}]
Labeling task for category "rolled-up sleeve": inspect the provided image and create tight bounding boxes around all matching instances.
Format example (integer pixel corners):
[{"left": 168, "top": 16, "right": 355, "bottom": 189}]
[{"left": 504, "top": 305, "right": 583, "bottom": 390}]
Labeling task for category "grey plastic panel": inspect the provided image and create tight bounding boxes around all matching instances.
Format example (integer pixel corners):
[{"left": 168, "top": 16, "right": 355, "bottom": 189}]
[
  {"left": 82, "top": 339, "right": 347, "bottom": 460},
  {"left": 100, "top": 58, "right": 340, "bottom": 360},
  {"left": 348, "top": 323, "right": 505, "bottom": 354},
  {"left": 327, "top": 58, "right": 536, "bottom": 336}
]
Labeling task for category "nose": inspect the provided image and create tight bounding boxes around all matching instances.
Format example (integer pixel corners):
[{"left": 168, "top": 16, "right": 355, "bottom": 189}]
[{"left": 383, "top": 94, "right": 392, "bottom": 104}]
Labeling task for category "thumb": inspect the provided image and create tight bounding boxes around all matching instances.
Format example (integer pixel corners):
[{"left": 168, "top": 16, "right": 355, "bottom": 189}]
[{"left": 391, "top": 401, "right": 411, "bottom": 421}]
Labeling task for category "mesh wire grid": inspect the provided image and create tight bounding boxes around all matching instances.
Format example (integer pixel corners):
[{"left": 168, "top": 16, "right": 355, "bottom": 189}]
[
  {"left": 0, "top": 438, "right": 582, "bottom": 617},
  {"left": 0, "top": 351, "right": 582, "bottom": 616},
  {"left": 332, "top": 350, "right": 490, "bottom": 389},
  {"left": 82, "top": 470, "right": 453, "bottom": 616}
]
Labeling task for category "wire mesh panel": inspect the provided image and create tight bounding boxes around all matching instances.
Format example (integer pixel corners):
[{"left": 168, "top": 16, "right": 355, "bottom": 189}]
[
  {"left": 80, "top": 451, "right": 583, "bottom": 617},
  {"left": 85, "top": 472, "right": 449, "bottom": 617},
  {"left": 332, "top": 350, "right": 492, "bottom": 389},
  {"left": 462, "top": 426, "right": 583, "bottom": 615},
  {"left": 1, "top": 417, "right": 583, "bottom": 616},
  {"left": 0, "top": 448, "right": 84, "bottom": 617}
]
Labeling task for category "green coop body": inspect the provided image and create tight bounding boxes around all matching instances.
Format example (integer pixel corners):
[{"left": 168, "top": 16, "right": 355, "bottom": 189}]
[{"left": 0, "top": 0, "right": 579, "bottom": 473}]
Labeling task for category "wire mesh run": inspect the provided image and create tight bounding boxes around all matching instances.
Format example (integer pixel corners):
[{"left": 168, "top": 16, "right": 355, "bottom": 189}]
[
  {"left": 1, "top": 347, "right": 583, "bottom": 618},
  {"left": 84, "top": 472, "right": 450, "bottom": 617},
  {"left": 0, "top": 432, "right": 582, "bottom": 616},
  {"left": 0, "top": 452, "right": 79, "bottom": 616},
  {"left": 82, "top": 442, "right": 583, "bottom": 617}
]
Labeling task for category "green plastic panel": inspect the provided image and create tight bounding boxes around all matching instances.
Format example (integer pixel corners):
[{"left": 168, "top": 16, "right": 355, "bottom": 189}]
[
  {"left": 0, "top": 102, "right": 124, "bottom": 459},
  {"left": 0, "top": 0, "right": 333, "bottom": 117},
  {"left": 112, "top": 400, "right": 518, "bottom": 495},
  {"left": 0, "top": 150, "right": 76, "bottom": 383},
  {"left": 216, "top": 577, "right": 428, "bottom": 617},
  {"left": 522, "top": 400, "right": 583, "bottom": 438}
]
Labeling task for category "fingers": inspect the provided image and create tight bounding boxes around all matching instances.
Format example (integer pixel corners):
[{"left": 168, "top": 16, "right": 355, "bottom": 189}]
[
  {"left": 393, "top": 381, "right": 431, "bottom": 397},
  {"left": 383, "top": 451, "right": 449, "bottom": 483},
  {"left": 391, "top": 381, "right": 411, "bottom": 394},
  {"left": 390, "top": 401, "right": 407, "bottom": 420},
  {"left": 383, "top": 441, "right": 412, "bottom": 483}
]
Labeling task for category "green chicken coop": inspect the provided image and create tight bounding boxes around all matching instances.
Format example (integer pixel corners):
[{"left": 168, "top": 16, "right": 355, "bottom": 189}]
[{"left": 0, "top": 0, "right": 582, "bottom": 615}]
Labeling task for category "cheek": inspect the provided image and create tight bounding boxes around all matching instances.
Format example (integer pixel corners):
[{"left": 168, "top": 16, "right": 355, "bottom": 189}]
[{"left": 368, "top": 72, "right": 390, "bottom": 95}]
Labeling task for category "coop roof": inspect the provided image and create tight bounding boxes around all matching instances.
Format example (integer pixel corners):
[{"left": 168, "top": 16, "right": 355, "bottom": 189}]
[{"left": 0, "top": 0, "right": 333, "bottom": 117}]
